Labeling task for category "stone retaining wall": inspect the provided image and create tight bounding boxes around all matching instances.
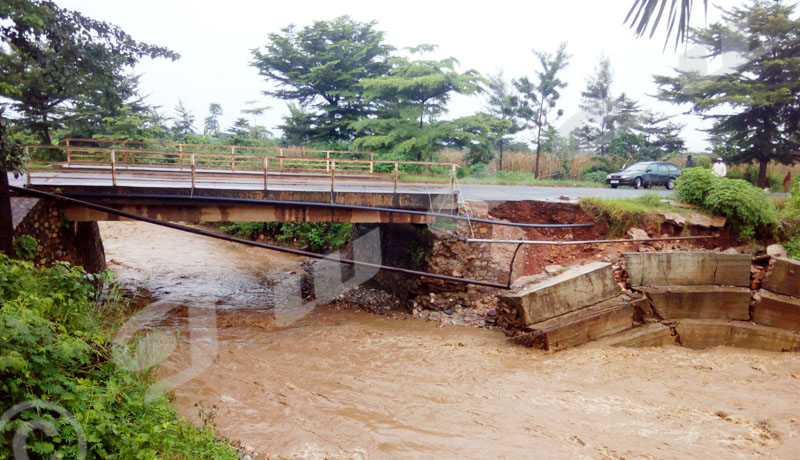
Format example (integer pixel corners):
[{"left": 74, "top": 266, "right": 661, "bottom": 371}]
[{"left": 11, "top": 197, "right": 106, "bottom": 273}]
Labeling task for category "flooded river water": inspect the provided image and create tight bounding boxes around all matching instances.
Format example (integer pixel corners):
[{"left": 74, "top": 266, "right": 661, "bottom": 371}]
[{"left": 101, "top": 221, "right": 800, "bottom": 459}]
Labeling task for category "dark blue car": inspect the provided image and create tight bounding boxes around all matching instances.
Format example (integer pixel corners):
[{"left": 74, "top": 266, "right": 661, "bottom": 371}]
[{"left": 605, "top": 161, "right": 682, "bottom": 190}]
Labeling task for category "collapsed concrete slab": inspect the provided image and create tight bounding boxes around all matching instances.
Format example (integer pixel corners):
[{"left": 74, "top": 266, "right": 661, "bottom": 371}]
[
  {"left": 500, "top": 262, "right": 620, "bottom": 326},
  {"left": 752, "top": 290, "right": 800, "bottom": 331},
  {"left": 624, "top": 252, "right": 751, "bottom": 288},
  {"left": 589, "top": 323, "right": 676, "bottom": 348},
  {"left": 674, "top": 319, "right": 800, "bottom": 352},
  {"left": 511, "top": 296, "right": 637, "bottom": 351},
  {"left": 763, "top": 257, "right": 800, "bottom": 298},
  {"left": 639, "top": 286, "right": 751, "bottom": 321}
]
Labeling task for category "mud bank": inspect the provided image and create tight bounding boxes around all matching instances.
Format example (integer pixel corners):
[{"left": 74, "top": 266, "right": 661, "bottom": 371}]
[{"left": 100, "top": 221, "right": 800, "bottom": 459}]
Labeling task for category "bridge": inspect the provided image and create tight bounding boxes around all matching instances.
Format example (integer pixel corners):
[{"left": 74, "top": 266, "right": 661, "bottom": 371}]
[{"left": 15, "top": 139, "right": 462, "bottom": 224}]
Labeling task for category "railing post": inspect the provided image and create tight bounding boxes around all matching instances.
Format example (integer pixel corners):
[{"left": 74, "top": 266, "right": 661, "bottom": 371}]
[
  {"left": 178, "top": 144, "right": 183, "bottom": 165},
  {"left": 66, "top": 146, "right": 72, "bottom": 166},
  {"left": 370, "top": 153, "right": 374, "bottom": 173},
  {"left": 393, "top": 162, "right": 398, "bottom": 193},
  {"left": 111, "top": 149, "right": 117, "bottom": 187},
  {"left": 264, "top": 156, "right": 269, "bottom": 192},
  {"left": 191, "top": 152, "right": 196, "bottom": 189},
  {"left": 450, "top": 164, "right": 456, "bottom": 193},
  {"left": 330, "top": 160, "right": 335, "bottom": 194},
  {"left": 279, "top": 149, "right": 284, "bottom": 169},
  {"left": 326, "top": 151, "right": 330, "bottom": 172},
  {"left": 231, "top": 147, "right": 235, "bottom": 169}
]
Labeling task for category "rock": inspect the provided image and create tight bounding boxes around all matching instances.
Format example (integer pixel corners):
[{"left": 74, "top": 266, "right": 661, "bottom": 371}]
[
  {"left": 766, "top": 244, "right": 787, "bottom": 258},
  {"left": 544, "top": 265, "right": 564, "bottom": 276},
  {"left": 242, "top": 455, "right": 252, "bottom": 460},
  {"left": 627, "top": 228, "right": 649, "bottom": 240}
]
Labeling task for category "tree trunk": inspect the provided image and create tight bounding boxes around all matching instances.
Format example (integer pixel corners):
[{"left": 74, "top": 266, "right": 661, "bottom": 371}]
[
  {"left": 534, "top": 125, "right": 542, "bottom": 179},
  {"left": 758, "top": 159, "right": 768, "bottom": 189},
  {"left": 0, "top": 164, "right": 13, "bottom": 256},
  {"left": 498, "top": 139, "right": 504, "bottom": 171}
]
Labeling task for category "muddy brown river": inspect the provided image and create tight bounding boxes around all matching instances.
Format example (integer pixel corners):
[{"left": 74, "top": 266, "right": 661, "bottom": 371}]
[{"left": 100, "top": 222, "right": 800, "bottom": 459}]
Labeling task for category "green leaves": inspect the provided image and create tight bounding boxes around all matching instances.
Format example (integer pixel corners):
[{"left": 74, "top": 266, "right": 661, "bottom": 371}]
[
  {"left": 0, "top": 255, "right": 238, "bottom": 459},
  {"left": 0, "top": 0, "right": 179, "bottom": 143},
  {"left": 251, "top": 16, "right": 394, "bottom": 143},
  {"left": 655, "top": 1, "right": 800, "bottom": 187}
]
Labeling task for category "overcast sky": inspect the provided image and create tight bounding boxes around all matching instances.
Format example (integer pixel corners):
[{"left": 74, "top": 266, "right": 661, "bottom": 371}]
[{"left": 56, "top": 0, "right": 740, "bottom": 152}]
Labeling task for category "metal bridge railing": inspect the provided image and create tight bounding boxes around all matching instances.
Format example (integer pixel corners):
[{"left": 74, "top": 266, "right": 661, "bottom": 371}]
[{"left": 23, "top": 142, "right": 461, "bottom": 193}]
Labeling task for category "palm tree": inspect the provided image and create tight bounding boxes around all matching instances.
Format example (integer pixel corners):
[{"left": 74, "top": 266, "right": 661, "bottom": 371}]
[{"left": 626, "top": 0, "right": 708, "bottom": 49}]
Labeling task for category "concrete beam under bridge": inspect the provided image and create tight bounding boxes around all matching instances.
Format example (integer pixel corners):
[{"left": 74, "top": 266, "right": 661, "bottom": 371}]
[{"left": 29, "top": 185, "right": 458, "bottom": 223}]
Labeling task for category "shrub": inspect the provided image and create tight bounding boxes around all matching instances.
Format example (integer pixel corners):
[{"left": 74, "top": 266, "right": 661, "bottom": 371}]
[
  {"left": 218, "top": 222, "right": 350, "bottom": 252},
  {"left": 786, "top": 237, "right": 800, "bottom": 260},
  {"left": 693, "top": 155, "right": 712, "bottom": 169},
  {"left": 0, "top": 255, "right": 237, "bottom": 460},
  {"left": 582, "top": 170, "right": 608, "bottom": 184},
  {"left": 467, "top": 163, "right": 490, "bottom": 178},
  {"left": 703, "top": 178, "right": 778, "bottom": 240},
  {"left": 12, "top": 235, "right": 37, "bottom": 260},
  {"left": 676, "top": 169, "right": 778, "bottom": 240},
  {"left": 675, "top": 167, "right": 717, "bottom": 205}
]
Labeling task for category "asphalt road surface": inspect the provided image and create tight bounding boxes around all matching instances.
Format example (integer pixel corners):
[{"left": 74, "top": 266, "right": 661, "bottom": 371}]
[{"left": 9, "top": 169, "right": 676, "bottom": 201}]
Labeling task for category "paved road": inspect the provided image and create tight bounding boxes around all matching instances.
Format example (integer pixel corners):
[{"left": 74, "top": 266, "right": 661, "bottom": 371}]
[{"left": 9, "top": 169, "right": 676, "bottom": 201}]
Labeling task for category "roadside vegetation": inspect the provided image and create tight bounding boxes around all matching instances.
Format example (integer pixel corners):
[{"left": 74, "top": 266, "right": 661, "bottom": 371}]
[
  {"left": 0, "top": 253, "right": 237, "bottom": 459},
  {"left": 217, "top": 222, "right": 351, "bottom": 252},
  {"left": 580, "top": 194, "right": 681, "bottom": 237}
]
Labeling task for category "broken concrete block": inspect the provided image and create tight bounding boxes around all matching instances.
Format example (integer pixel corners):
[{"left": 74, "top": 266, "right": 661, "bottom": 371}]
[
  {"left": 763, "top": 257, "right": 800, "bottom": 298},
  {"left": 500, "top": 262, "right": 620, "bottom": 325},
  {"left": 766, "top": 244, "right": 787, "bottom": 259},
  {"left": 639, "top": 286, "right": 751, "bottom": 321},
  {"left": 675, "top": 319, "right": 800, "bottom": 352},
  {"left": 624, "top": 252, "right": 751, "bottom": 288},
  {"left": 752, "top": 289, "right": 800, "bottom": 331},
  {"left": 589, "top": 323, "right": 676, "bottom": 348},
  {"left": 513, "top": 297, "right": 635, "bottom": 351}
]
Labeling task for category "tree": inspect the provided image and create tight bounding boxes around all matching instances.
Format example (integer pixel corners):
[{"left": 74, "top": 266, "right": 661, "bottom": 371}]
[
  {"left": 573, "top": 57, "right": 643, "bottom": 153},
  {"left": 484, "top": 71, "right": 523, "bottom": 171},
  {"left": 514, "top": 42, "right": 570, "bottom": 178},
  {"left": 171, "top": 99, "right": 196, "bottom": 137},
  {"left": 352, "top": 47, "right": 484, "bottom": 164},
  {"left": 1, "top": 111, "right": 23, "bottom": 255},
  {"left": 251, "top": 16, "right": 393, "bottom": 143},
  {"left": 654, "top": 0, "right": 800, "bottom": 187},
  {"left": 0, "top": 0, "right": 178, "bottom": 143},
  {"left": 204, "top": 103, "right": 222, "bottom": 136}
]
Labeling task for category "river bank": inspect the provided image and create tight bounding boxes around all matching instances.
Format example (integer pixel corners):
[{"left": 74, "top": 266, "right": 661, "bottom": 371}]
[{"left": 100, "top": 221, "right": 800, "bottom": 459}]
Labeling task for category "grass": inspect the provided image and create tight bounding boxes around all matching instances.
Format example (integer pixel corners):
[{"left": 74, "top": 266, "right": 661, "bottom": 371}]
[{"left": 579, "top": 194, "right": 699, "bottom": 237}]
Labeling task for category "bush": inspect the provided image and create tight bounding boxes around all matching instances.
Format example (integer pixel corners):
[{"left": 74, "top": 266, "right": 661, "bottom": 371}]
[
  {"left": 785, "top": 237, "right": 800, "bottom": 259},
  {"left": 693, "top": 155, "right": 712, "bottom": 169},
  {"left": 704, "top": 178, "right": 777, "bottom": 239},
  {"left": 582, "top": 170, "right": 608, "bottom": 184},
  {"left": 467, "top": 163, "right": 490, "bottom": 178},
  {"left": 727, "top": 165, "right": 783, "bottom": 192},
  {"left": 0, "top": 255, "right": 237, "bottom": 460},
  {"left": 675, "top": 167, "right": 717, "bottom": 205},
  {"left": 677, "top": 168, "right": 777, "bottom": 239},
  {"left": 219, "top": 222, "right": 350, "bottom": 252}
]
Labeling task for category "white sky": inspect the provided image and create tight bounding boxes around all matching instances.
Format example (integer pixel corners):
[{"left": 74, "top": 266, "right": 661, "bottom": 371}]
[{"left": 55, "top": 0, "right": 740, "bottom": 152}]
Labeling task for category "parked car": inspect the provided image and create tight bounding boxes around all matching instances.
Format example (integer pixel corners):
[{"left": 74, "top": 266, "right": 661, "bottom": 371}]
[{"left": 605, "top": 161, "right": 682, "bottom": 190}]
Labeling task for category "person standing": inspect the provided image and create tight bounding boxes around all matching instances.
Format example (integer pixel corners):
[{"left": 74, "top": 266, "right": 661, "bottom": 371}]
[
  {"left": 685, "top": 155, "right": 695, "bottom": 168},
  {"left": 785, "top": 172, "right": 792, "bottom": 193},
  {"left": 711, "top": 158, "right": 727, "bottom": 178}
]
